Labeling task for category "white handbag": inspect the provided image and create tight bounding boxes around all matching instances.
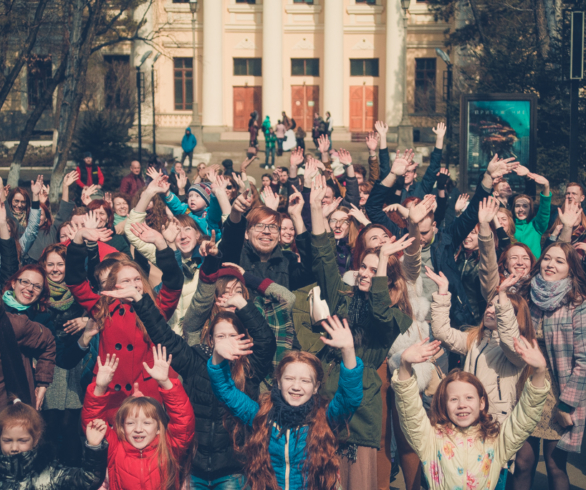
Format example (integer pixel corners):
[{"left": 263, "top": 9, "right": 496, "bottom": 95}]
[{"left": 307, "top": 285, "right": 331, "bottom": 325}]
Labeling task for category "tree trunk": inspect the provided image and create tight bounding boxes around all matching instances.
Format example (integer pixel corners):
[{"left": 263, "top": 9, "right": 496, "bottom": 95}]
[
  {"left": 7, "top": 55, "right": 69, "bottom": 188},
  {"left": 0, "top": 0, "right": 50, "bottom": 111},
  {"left": 49, "top": 0, "right": 105, "bottom": 203}
]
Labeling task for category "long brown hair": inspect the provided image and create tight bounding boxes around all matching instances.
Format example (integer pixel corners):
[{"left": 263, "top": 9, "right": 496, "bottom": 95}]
[
  {"left": 497, "top": 242, "right": 536, "bottom": 285},
  {"left": 352, "top": 223, "right": 395, "bottom": 270},
  {"left": 466, "top": 292, "right": 535, "bottom": 350},
  {"left": 131, "top": 190, "right": 169, "bottom": 232},
  {"left": 3, "top": 265, "right": 50, "bottom": 312},
  {"left": 531, "top": 242, "right": 586, "bottom": 305},
  {"left": 430, "top": 369, "right": 501, "bottom": 441},
  {"left": 244, "top": 351, "right": 340, "bottom": 490},
  {"left": 496, "top": 208, "right": 516, "bottom": 240},
  {"left": 114, "top": 396, "right": 192, "bottom": 490},
  {"left": 512, "top": 194, "right": 535, "bottom": 222},
  {"left": 7, "top": 187, "right": 31, "bottom": 219},
  {"left": 92, "top": 260, "right": 157, "bottom": 341},
  {"left": 39, "top": 203, "right": 52, "bottom": 232}
]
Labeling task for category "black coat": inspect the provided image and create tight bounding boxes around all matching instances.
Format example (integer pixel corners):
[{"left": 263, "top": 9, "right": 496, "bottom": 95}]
[
  {"left": 0, "top": 441, "right": 107, "bottom": 490},
  {"left": 134, "top": 292, "right": 276, "bottom": 481}
]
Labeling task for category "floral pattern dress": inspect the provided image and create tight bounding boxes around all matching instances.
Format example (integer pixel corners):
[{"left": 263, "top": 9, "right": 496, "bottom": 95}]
[{"left": 391, "top": 370, "right": 549, "bottom": 490}]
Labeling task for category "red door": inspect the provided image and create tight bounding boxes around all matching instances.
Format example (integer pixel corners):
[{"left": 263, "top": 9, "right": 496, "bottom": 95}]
[
  {"left": 291, "top": 85, "right": 319, "bottom": 132},
  {"left": 233, "top": 86, "right": 262, "bottom": 131},
  {"left": 349, "top": 85, "right": 378, "bottom": 132}
]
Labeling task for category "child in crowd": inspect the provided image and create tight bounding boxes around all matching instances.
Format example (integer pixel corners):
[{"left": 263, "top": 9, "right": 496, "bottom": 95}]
[
  {"left": 0, "top": 400, "right": 108, "bottom": 489},
  {"left": 81, "top": 346, "right": 195, "bottom": 490}
]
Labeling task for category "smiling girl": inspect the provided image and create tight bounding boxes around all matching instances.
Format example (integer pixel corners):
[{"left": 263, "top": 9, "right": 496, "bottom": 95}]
[{"left": 391, "top": 335, "right": 549, "bottom": 490}]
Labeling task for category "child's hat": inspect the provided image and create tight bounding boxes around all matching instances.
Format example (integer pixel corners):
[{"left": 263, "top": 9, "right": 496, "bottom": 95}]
[{"left": 188, "top": 182, "right": 212, "bottom": 206}]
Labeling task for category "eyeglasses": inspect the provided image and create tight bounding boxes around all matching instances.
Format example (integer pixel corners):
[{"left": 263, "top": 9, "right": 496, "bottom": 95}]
[
  {"left": 329, "top": 219, "right": 350, "bottom": 227},
  {"left": 253, "top": 223, "right": 280, "bottom": 233},
  {"left": 17, "top": 278, "right": 43, "bottom": 292}
]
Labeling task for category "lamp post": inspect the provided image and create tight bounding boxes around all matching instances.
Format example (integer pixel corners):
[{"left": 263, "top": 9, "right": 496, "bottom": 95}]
[
  {"left": 151, "top": 52, "right": 161, "bottom": 157},
  {"left": 436, "top": 48, "right": 452, "bottom": 167},
  {"left": 189, "top": 0, "right": 206, "bottom": 153},
  {"left": 397, "top": 0, "right": 413, "bottom": 150},
  {"left": 136, "top": 50, "right": 152, "bottom": 164}
]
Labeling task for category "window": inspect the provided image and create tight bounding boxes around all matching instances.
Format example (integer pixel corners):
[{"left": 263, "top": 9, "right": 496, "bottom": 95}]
[
  {"left": 104, "top": 55, "right": 130, "bottom": 109},
  {"left": 291, "top": 58, "right": 319, "bottom": 76},
  {"left": 350, "top": 59, "right": 379, "bottom": 77},
  {"left": 233, "top": 58, "right": 262, "bottom": 76},
  {"left": 415, "top": 58, "right": 436, "bottom": 113},
  {"left": 356, "top": 0, "right": 376, "bottom": 4},
  {"left": 174, "top": 58, "right": 193, "bottom": 111},
  {"left": 236, "top": 0, "right": 256, "bottom": 3},
  {"left": 293, "top": 0, "right": 314, "bottom": 3},
  {"left": 27, "top": 55, "right": 52, "bottom": 109},
  {"left": 172, "top": 0, "right": 188, "bottom": 3}
]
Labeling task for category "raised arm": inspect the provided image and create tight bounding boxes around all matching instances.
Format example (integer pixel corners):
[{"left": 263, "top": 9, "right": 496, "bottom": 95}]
[
  {"left": 419, "top": 123, "right": 445, "bottom": 195},
  {"left": 478, "top": 197, "right": 501, "bottom": 301},
  {"left": 495, "top": 280, "right": 526, "bottom": 368}
]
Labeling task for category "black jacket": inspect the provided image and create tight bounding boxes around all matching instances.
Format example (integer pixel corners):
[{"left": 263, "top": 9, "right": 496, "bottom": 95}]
[
  {"left": 134, "top": 292, "right": 276, "bottom": 481},
  {"left": 218, "top": 216, "right": 314, "bottom": 292},
  {"left": 0, "top": 441, "right": 107, "bottom": 490}
]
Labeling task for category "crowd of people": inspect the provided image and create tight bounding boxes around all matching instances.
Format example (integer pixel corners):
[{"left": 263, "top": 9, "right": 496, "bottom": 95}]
[{"left": 0, "top": 119, "right": 584, "bottom": 490}]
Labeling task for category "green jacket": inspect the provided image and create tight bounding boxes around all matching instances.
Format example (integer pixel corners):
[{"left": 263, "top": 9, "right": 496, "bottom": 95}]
[
  {"left": 514, "top": 192, "right": 551, "bottom": 259},
  {"left": 265, "top": 133, "right": 277, "bottom": 150},
  {"left": 307, "top": 232, "right": 412, "bottom": 448}
]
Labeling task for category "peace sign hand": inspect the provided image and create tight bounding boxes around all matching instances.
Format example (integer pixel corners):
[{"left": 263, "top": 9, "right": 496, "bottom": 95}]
[{"left": 199, "top": 229, "right": 218, "bottom": 257}]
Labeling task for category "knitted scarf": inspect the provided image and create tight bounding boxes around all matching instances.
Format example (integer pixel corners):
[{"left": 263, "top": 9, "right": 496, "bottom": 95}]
[
  {"left": 48, "top": 279, "right": 74, "bottom": 311},
  {"left": 530, "top": 274, "right": 572, "bottom": 311},
  {"left": 2, "top": 291, "right": 30, "bottom": 312},
  {"left": 114, "top": 213, "right": 126, "bottom": 226},
  {"left": 268, "top": 382, "right": 316, "bottom": 435},
  {"left": 12, "top": 210, "right": 27, "bottom": 228}
]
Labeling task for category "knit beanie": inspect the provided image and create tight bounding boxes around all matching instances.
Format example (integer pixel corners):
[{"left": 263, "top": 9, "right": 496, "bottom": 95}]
[
  {"left": 188, "top": 182, "right": 212, "bottom": 206},
  {"left": 217, "top": 267, "right": 245, "bottom": 286}
]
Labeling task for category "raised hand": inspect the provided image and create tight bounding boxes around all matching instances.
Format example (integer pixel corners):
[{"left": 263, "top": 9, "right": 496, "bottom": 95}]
[
  {"left": 304, "top": 157, "right": 319, "bottom": 183},
  {"left": 39, "top": 185, "right": 50, "bottom": 204},
  {"left": 143, "top": 344, "right": 173, "bottom": 390},
  {"left": 212, "top": 333, "right": 254, "bottom": 364},
  {"left": 288, "top": 185, "right": 304, "bottom": 217},
  {"left": 374, "top": 120, "right": 388, "bottom": 137},
  {"left": 486, "top": 155, "right": 519, "bottom": 179},
  {"left": 63, "top": 170, "right": 79, "bottom": 188},
  {"left": 232, "top": 189, "right": 252, "bottom": 214},
  {"left": 478, "top": 196, "right": 500, "bottom": 224},
  {"left": 365, "top": 132, "right": 379, "bottom": 152},
  {"left": 177, "top": 169, "right": 188, "bottom": 190},
  {"left": 383, "top": 203, "right": 409, "bottom": 218},
  {"left": 318, "top": 134, "right": 330, "bottom": 154},
  {"left": 401, "top": 338, "right": 442, "bottom": 366},
  {"left": 320, "top": 316, "right": 354, "bottom": 351},
  {"left": 95, "top": 354, "right": 119, "bottom": 394},
  {"left": 130, "top": 221, "right": 165, "bottom": 247},
  {"left": 262, "top": 188, "right": 280, "bottom": 211},
  {"left": 84, "top": 210, "right": 100, "bottom": 230},
  {"left": 309, "top": 174, "right": 327, "bottom": 206},
  {"left": 514, "top": 165, "right": 530, "bottom": 177},
  {"left": 454, "top": 193, "right": 469, "bottom": 214},
  {"left": 240, "top": 155, "right": 257, "bottom": 173},
  {"left": 499, "top": 272, "right": 521, "bottom": 294},
  {"left": 391, "top": 149, "right": 417, "bottom": 176},
  {"left": 338, "top": 149, "right": 352, "bottom": 166},
  {"left": 76, "top": 227, "right": 113, "bottom": 244},
  {"left": 559, "top": 200, "right": 581, "bottom": 227},
  {"left": 215, "top": 292, "right": 247, "bottom": 310},
  {"left": 514, "top": 336, "right": 547, "bottom": 370},
  {"left": 81, "top": 184, "right": 99, "bottom": 205},
  {"left": 86, "top": 419, "right": 107, "bottom": 447},
  {"left": 211, "top": 174, "right": 229, "bottom": 195},
  {"left": 100, "top": 284, "right": 142, "bottom": 303},
  {"left": 290, "top": 147, "right": 304, "bottom": 167},
  {"left": 146, "top": 173, "right": 170, "bottom": 195},
  {"left": 207, "top": 167, "right": 218, "bottom": 185},
  {"left": 233, "top": 174, "right": 247, "bottom": 194},
  {"left": 79, "top": 318, "right": 100, "bottom": 349},
  {"left": 63, "top": 317, "right": 89, "bottom": 335},
  {"left": 30, "top": 175, "right": 44, "bottom": 198},
  {"left": 527, "top": 172, "right": 549, "bottom": 187},
  {"left": 146, "top": 166, "right": 162, "bottom": 182},
  {"left": 0, "top": 177, "right": 6, "bottom": 204},
  {"left": 162, "top": 217, "right": 180, "bottom": 244},
  {"left": 348, "top": 203, "right": 371, "bottom": 226},
  {"left": 379, "top": 234, "right": 416, "bottom": 257},
  {"left": 436, "top": 168, "right": 450, "bottom": 190},
  {"left": 322, "top": 197, "right": 343, "bottom": 218},
  {"left": 432, "top": 122, "right": 447, "bottom": 138},
  {"left": 424, "top": 266, "right": 449, "bottom": 295},
  {"left": 409, "top": 194, "right": 436, "bottom": 224},
  {"left": 199, "top": 230, "right": 218, "bottom": 257}
]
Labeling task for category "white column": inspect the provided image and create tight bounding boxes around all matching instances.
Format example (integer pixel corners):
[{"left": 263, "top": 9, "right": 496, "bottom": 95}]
[
  {"left": 323, "top": 0, "right": 344, "bottom": 129},
  {"left": 385, "top": 0, "right": 404, "bottom": 127},
  {"left": 262, "top": 1, "right": 283, "bottom": 123},
  {"left": 202, "top": 0, "right": 223, "bottom": 128}
]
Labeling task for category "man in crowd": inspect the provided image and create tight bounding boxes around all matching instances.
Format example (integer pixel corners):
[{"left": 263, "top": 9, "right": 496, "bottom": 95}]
[
  {"left": 181, "top": 127, "right": 197, "bottom": 171},
  {"left": 119, "top": 160, "right": 145, "bottom": 197}
]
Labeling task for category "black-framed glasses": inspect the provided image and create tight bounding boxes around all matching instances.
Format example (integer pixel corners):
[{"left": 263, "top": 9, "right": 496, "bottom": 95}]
[
  {"left": 17, "top": 278, "right": 43, "bottom": 292},
  {"left": 253, "top": 223, "right": 280, "bottom": 233}
]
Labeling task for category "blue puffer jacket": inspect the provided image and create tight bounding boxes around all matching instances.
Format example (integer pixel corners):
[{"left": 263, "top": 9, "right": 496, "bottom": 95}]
[{"left": 207, "top": 357, "right": 364, "bottom": 490}]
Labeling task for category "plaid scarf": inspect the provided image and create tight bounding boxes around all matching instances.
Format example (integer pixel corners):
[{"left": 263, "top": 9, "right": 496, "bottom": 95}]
[
  {"left": 254, "top": 295, "right": 295, "bottom": 374},
  {"left": 48, "top": 279, "right": 74, "bottom": 311},
  {"left": 530, "top": 274, "right": 572, "bottom": 311}
]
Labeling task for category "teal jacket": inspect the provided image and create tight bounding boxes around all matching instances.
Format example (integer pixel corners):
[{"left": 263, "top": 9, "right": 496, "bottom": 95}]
[
  {"left": 514, "top": 192, "right": 551, "bottom": 259},
  {"left": 164, "top": 191, "right": 222, "bottom": 239},
  {"left": 207, "top": 356, "right": 364, "bottom": 490}
]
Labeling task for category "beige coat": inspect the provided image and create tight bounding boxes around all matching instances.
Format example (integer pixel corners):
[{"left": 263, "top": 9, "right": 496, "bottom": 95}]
[
  {"left": 479, "top": 232, "right": 500, "bottom": 301},
  {"left": 391, "top": 370, "right": 549, "bottom": 490},
  {"left": 431, "top": 292, "right": 526, "bottom": 424}
]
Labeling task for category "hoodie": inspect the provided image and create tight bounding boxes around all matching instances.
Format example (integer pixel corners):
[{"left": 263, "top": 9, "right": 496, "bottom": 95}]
[{"left": 181, "top": 128, "right": 197, "bottom": 153}]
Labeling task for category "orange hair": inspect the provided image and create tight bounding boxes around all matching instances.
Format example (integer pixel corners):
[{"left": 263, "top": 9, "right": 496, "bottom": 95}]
[
  {"left": 246, "top": 206, "right": 282, "bottom": 229},
  {"left": 0, "top": 400, "right": 44, "bottom": 446}
]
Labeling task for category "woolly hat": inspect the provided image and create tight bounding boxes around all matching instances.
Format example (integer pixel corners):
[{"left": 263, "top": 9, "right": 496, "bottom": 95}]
[
  {"left": 83, "top": 151, "right": 92, "bottom": 159},
  {"left": 188, "top": 182, "right": 212, "bottom": 206},
  {"left": 217, "top": 267, "right": 245, "bottom": 286}
]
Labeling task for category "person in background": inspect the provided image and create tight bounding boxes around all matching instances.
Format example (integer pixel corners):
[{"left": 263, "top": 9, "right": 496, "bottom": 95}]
[
  {"left": 181, "top": 127, "right": 197, "bottom": 171},
  {"left": 281, "top": 111, "right": 292, "bottom": 130},
  {"left": 295, "top": 126, "right": 306, "bottom": 152},
  {"left": 168, "top": 160, "right": 190, "bottom": 197},
  {"left": 264, "top": 128, "right": 277, "bottom": 170},
  {"left": 261, "top": 115, "right": 271, "bottom": 139},
  {"left": 7, "top": 186, "right": 32, "bottom": 231},
  {"left": 275, "top": 120, "right": 286, "bottom": 156},
  {"left": 119, "top": 160, "right": 144, "bottom": 198},
  {"left": 493, "top": 178, "right": 513, "bottom": 209},
  {"left": 75, "top": 153, "right": 104, "bottom": 191},
  {"left": 325, "top": 111, "right": 333, "bottom": 150},
  {"left": 249, "top": 111, "right": 259, "bottom": 150}
]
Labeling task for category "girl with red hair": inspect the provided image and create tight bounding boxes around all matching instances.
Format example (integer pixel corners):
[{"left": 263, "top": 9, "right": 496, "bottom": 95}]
[
  {"left": 207, "top": 315, "right": 364, "bottom": 490},
  {"left": 391, "top": 335, "right": 549, "bottom": 490}
]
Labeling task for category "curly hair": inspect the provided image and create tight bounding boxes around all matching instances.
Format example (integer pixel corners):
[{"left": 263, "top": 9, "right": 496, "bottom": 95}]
[
  {"left": 243, "top": 351, "right": 341, "bottom": 490},
  {"left": 131, "top": 189, "right": 169, "bottom": 232},
  {"left": 3, "top": 265, "right": 50, "bottom": 312},
  {"left": 430, "top": 369, "right": 500, "bottom": 441}
]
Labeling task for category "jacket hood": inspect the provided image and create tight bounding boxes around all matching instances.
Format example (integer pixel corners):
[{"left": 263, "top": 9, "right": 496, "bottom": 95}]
[
  {"left": 185, "top": 127, "right": 192, "bottom": 133},
  {"left": 0, "top": 446, "right": 38, "bottom": 480}
]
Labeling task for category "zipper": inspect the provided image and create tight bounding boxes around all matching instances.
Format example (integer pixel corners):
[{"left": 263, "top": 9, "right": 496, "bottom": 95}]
[
  {"left": 497, "top": 376, "right": 502, "bottom": 401},
  {"left": 208, "top": 421, "right": 215, "bottom": 472},
  {"left": 473, "top": 341, "right": 489, "bottom": 376},
  {"left": 140, "top": 449, "right": 144, "bottom": 487},
  {"left": 284, "top": 428, "right": 290, "bottom": 490},
  {"left": 461, "top": 259, "right": 468, "bottom": 280}
]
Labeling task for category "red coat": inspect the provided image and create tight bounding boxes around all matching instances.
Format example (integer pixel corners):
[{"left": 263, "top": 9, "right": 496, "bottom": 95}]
[
  {"left": 70, "top": 279, "right": 181, "bottom": 423},
  {"left": 62, "top": 239, "right": 117, "bottom": 260},
  {"left": 82, "top": 378, "right": 195, "bottom": 490}
]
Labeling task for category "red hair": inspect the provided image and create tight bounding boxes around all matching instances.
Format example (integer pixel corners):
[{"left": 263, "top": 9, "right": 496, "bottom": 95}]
[
  {"left": 497, "top": 242, "right": 536, "bottom": 283},
  {"left": 38, "top": 243, "right": 67, "bottom": 268},
  {"left": 243, "top": 351, "right": 340, "bottom": 490},
  {"left": 246, "top": 206, "right": 282, "bottom": 229},
  {"left": 3, "top": 265, "right": 50, "bottom": 311},
  {"left": 352, "top": 224, "right": 395, "bottom": 270},
  {"left": 430, "top": 369, "right": 500, "bottom": 440},
  {"left": 114, "top": 396, "right": 192, "bottom": 490},
  {"left": 279, "top": 213, "right": 299, "bottom": 255},
  {"left": 7, "top": 187, "right": 31, "bottom": 218},
  {"left": 39, "top": 203, "right": 52, "bottom": 232},
  {"left": 0, "top": 400, "right": 45, "bottom": 446},
  {"left": 87, "top": 199, "right": 114, "bottom": 228}
]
